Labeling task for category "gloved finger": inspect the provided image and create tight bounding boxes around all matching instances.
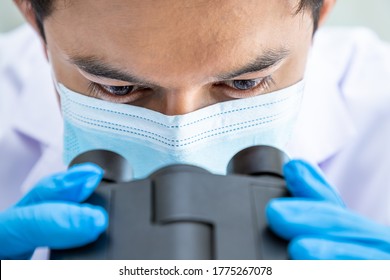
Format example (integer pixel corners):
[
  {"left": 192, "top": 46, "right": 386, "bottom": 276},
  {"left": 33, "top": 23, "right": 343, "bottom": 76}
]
[
  {"left": 289, "top": 237, "right": 390, "bottom": 260},
  {"left": 284, "top": 160, "right": 344, "bottom": 206},
  {"left": 266, "top": 199, "right": 390, "bottom": 245},
  {"left": 0, "top": 202, "right": 108, "bottom": 259},
  {"left": 15, "top": 163, "right": 103, "bottom": 207}
]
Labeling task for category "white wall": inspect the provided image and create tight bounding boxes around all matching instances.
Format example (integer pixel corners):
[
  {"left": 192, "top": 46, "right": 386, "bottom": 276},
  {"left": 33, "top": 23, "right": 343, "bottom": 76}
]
[
  {"left": 0, "top": 0, "right": 24, "bottom": 33},
  {"left": 1, "top": 0, "right": 390, "bottom": 41},
  {"left": 326, "top": 0, "right": 390, "bottom": 41}
]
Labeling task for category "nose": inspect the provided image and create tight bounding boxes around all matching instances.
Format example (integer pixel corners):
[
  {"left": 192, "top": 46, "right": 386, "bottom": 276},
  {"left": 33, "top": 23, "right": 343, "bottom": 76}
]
[{"left": 158, "top": 88, "right": 213, "bottom": 116}]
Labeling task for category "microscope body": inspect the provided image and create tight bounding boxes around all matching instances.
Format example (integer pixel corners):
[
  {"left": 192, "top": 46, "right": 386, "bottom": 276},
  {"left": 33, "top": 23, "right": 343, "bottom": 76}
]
[{"left": 50, "top": 146, "right": 289, "bottom": 260}]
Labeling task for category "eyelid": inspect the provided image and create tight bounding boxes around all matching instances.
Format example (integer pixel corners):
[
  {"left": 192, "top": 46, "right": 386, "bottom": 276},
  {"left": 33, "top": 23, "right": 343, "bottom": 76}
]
[
  {"left": 221, "top": 75, "right": 275, "bottom": 98},
  {"left": 230, "top": 77, "right": 263, "bottom": 82},
  {"left": 225, "top": 61, "right": 283, "bottom": 81},
  {"left": 223, "top": 77, "right": 262, "bottom": 87},
  {"left": 87, "top": 82, "right": 146, "bottom": 104},
  {"left": 221, "top": 77, "right": 264, "bottom": 89}
]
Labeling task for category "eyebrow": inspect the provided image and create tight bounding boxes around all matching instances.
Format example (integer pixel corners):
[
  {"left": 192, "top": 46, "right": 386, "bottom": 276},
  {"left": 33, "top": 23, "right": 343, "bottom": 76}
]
[
  {"left": 69, "top": 56, "right": 155, "bottom": 86},
  {"left": 216, "top": 47, "right": 290, "bottom": 80},
  {"left": 69, "top": 47, "right": 289, "bottom": 85}
]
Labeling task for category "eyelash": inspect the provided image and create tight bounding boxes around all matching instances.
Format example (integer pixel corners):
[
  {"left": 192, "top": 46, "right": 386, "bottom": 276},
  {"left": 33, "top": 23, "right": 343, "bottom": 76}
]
[
  {"left": 87, "top": 76, "right": 275, "bottom": 103},
  {"left": 87, "top": 82, "right": 143, "bottom": 103},
  {"left": 219, "top": 76, "right": 274, "bottom": 98}
]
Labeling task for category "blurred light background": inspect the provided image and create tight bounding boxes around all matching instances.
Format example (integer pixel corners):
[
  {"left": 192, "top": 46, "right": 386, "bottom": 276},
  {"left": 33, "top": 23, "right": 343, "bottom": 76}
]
[{"left": 0, "top": 0, "right": 390, "bottom": 41}]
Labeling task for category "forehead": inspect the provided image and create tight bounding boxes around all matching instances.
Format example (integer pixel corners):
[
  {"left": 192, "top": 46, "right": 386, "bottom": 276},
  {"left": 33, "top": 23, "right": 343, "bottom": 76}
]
[{"left": 45, "top": 0, "right": 309, "bottom": 81}]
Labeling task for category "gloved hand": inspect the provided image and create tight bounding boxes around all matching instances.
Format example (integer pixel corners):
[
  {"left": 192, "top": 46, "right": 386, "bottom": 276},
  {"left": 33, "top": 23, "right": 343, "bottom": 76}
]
[
  {"left": 0, "top": 163, "right": 108, "bottom": 260},
  {"left": 266, "top": 160, "right": 390, "bottom": 260}
]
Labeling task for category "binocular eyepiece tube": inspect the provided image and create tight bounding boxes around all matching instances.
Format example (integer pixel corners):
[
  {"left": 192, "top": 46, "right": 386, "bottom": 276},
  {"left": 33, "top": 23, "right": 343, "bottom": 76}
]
[{"left": 54, "top": 145, "right": 289, "bottom": 260}]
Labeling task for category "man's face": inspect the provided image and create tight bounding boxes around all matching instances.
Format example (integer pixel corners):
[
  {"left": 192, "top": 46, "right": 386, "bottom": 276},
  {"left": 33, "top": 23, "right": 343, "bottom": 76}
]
[{"left": 44, "top": 0, "right": 313, "bottom": 115}]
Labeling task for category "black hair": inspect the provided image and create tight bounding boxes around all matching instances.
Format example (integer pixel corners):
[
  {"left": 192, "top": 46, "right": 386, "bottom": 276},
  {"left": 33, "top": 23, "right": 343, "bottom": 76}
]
[
  {"left": 296, "top": 0, "right": 324, "bottom": 31},
  {"left": 28, "top": 0, "right": 52, "bottom": 40},
  {"left": 28, "top": 0, "right": 324, "bottom": 40}
]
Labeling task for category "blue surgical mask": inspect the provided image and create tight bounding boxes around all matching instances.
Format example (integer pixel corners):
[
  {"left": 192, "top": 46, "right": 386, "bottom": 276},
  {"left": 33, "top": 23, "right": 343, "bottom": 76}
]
[{"left": 58, "top": 81, "right": 304, "bottom": 178}]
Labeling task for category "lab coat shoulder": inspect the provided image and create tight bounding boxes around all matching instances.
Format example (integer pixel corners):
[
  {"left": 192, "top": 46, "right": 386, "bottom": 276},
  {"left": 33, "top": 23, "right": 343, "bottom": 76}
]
[
  {"left": 0, "top": 25, "right": 65, "bottom": 210},
  {"left": 323, "top": 27, "right": 390, "bottom": 120},
  {"left": 291, "top": 27, "right": 390, "bottom": 224},
  {"left": 326, "top": 28, "right": 390, "bottom": 224},
  {"left": 0, "top": 25, "right": 46, "bottom": 73}
]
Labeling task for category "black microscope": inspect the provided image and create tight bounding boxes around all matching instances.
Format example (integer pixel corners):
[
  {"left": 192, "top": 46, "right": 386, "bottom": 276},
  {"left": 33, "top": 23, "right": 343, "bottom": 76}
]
[{"left": 50, "top": 145, "right": 289, "bottom": 260}]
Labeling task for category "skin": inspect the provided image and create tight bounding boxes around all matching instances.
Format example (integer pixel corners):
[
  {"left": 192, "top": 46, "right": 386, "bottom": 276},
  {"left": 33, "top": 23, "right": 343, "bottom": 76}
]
[{"left": 16, "top": 0, "right": 335, "bottom": 115}]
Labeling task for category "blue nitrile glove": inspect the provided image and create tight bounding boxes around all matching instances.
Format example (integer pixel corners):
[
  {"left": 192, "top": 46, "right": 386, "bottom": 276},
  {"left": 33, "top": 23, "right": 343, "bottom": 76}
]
[
  {"left": 266, "top": 160, "right": 390, "bottom": 260},
  {"left": 0, "top": 163, "right": 108, "bottom": 259}
]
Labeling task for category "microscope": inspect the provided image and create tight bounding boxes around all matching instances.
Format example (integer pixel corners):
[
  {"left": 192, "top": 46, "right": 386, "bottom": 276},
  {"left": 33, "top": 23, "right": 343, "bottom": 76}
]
[{"left": 50, "top": 145, "right": 289, "bottom": 260}]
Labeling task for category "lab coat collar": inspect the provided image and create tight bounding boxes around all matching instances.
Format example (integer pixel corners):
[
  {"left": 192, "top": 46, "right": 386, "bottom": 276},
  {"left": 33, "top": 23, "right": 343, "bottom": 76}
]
[
  {"left": 13, "top": 76, "right": 63, "bottom": 148},
  {"left": 287, "top": 28, "right": 358, "bottom": 164}
]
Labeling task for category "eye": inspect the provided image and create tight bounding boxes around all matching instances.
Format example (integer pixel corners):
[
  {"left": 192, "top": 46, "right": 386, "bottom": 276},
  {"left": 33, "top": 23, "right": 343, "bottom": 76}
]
[
  {"left": 218, "top": 76, "right": 274, "bottom": 98},
  {"left": 231, "top": 79, "right": 261, "bottom": 90},
  {"left": 222, "top": 77, "right": 272, "bottom": 92},
  {"left": 87, "top": 82, "right": 150, "bottom": 104},
  {"left": 101, "top": 85, "right": 134, "bottom": 96}
]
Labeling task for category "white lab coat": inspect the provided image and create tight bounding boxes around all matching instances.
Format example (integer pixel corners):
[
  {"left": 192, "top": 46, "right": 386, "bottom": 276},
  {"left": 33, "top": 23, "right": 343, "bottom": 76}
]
[
  {"left": 0, "top": 26, "right": 65, "bottom": 210},
  {"left": 1, "top": 25, "right": 390, "bottom": 228}
]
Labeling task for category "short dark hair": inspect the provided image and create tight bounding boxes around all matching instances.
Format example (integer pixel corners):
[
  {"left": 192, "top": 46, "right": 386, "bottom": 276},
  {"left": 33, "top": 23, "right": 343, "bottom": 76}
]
[
  {"left": 28, "top": 0, "right": 324, "bottom": 40},
  {"left": 296, "top": 0, "right": 324, "bottom": 31}
]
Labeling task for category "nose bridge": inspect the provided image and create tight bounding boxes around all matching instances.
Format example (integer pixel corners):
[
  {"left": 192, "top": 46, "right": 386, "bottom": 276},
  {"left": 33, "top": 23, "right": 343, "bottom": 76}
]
[{"left": 163, "top": 87, "right": 210, "bottom": 116}]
